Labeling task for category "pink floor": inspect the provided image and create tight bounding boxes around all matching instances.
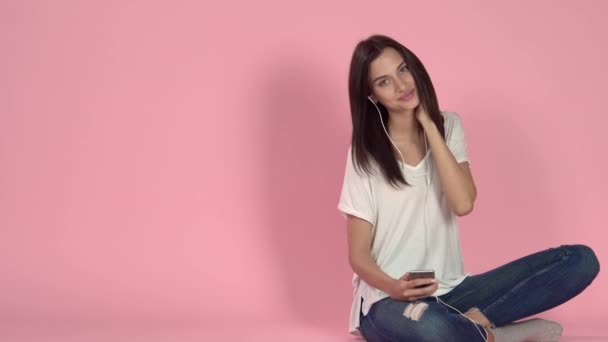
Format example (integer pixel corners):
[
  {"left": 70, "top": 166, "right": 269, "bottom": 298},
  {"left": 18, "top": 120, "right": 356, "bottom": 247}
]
[{"left": 1, "top": 320, "right": 606, "bottom": 342}]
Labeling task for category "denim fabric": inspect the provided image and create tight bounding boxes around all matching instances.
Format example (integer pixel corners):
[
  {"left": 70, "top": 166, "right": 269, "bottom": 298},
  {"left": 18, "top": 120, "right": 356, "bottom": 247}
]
[{"left": 359, "top": 244, "right": 600, "bottom": 341}]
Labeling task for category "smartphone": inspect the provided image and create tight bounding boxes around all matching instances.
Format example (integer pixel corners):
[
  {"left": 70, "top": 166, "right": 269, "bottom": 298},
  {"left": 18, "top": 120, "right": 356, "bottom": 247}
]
[{"left": 408, "top": 269, "right": 435, "bottom": 280}]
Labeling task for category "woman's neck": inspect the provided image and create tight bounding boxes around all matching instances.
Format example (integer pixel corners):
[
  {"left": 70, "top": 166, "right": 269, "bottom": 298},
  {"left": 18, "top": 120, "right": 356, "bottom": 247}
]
[{"left": 387, "top": 110, "right": 420, "bottom": 142}]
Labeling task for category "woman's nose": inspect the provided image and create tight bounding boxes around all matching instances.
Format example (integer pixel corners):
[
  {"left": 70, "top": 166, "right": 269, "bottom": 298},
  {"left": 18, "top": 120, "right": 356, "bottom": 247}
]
[{"left": 395, "top": 78, "right": 407, "bottom": 92}]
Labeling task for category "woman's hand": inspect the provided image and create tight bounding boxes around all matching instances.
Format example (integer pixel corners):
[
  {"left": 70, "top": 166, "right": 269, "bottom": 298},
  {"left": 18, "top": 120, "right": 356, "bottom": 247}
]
[
  {"left": 387, "top": 272, "right": 438, "bottom": 302},
  {"left": 415, "top": 103, "right": 432, "bottom": 127}
]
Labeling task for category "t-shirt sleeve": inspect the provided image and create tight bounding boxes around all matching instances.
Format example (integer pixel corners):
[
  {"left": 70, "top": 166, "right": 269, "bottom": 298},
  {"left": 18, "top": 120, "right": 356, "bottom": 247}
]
[
  {"left": 337, "top": 147, "right": 376, "bottom": 226},
  {"left": 445, "top": 112, "right": 471, "bottom": 165}
]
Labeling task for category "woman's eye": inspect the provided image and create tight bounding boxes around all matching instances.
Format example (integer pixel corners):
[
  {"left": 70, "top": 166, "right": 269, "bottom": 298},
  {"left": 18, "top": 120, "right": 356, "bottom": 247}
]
[
  {"left": 379, "top": 79, "right": 389, "bottom": 86},
  {"left": 400, "top": 66, "right": 409, "bottom": 72}
]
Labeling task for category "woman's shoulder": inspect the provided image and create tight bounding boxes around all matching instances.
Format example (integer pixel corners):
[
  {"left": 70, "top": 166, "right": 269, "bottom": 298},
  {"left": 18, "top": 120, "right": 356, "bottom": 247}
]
[
  {"left": 440, "top": 110, "right": 466, "bottom": 135},
  {"left": 344, "top": 145, "right": 381, "bottom": 177},
  {"left": 440, "top": 110, "right": 463, "bottom": 125}
]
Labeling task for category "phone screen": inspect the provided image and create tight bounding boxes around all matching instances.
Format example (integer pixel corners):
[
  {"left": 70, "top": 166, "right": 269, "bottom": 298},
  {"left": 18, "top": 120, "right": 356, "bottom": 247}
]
[{"left": 408, "top": 270, "right": 435, "bottom": 279}]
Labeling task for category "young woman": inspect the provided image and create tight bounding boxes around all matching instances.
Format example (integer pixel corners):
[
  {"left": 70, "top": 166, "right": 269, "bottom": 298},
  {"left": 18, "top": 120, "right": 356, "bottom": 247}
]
[{"left": 337, "top": 34, "right": 600, "bottom": 342}]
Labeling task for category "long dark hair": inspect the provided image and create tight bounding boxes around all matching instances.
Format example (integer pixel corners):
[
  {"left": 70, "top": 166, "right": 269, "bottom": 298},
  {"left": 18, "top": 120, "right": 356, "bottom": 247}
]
[{"left": 348, "top": 34, "right": 446, "bottom": 188}]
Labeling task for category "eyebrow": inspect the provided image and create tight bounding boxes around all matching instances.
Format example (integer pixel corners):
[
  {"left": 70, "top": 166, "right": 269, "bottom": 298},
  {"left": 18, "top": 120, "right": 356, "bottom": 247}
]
[{"left": 372, "top": 61, "right": 407, "bottom": 84}]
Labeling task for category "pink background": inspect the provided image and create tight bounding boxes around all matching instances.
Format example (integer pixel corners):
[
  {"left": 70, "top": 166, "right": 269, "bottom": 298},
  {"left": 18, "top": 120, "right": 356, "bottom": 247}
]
[{"left": 1, "top": 1, "right": 606, "bottom": 341}]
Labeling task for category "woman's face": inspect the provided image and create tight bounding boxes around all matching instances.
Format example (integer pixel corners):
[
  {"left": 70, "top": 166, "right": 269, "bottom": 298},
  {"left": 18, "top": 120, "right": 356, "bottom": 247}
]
[{"left": 368, "top": 47, "right": 420, "bottom": 113}]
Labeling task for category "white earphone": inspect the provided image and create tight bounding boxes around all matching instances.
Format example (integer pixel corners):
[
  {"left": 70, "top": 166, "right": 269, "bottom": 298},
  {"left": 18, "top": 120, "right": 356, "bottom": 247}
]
[
  {"left": 368, "top": 94, "right": 433, "bottom": 265},
  {"left": 367, "top": 96, "right": 431, "bottom": 185}
]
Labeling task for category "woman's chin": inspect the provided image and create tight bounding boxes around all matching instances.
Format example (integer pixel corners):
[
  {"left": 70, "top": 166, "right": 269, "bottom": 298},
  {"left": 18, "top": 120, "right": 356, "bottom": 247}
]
[
  {"left": 393, "top": 102, "right": 419, "bottom": 113},
  {"left": 396, "top": 97, "right": 420, "bottom": 110}
]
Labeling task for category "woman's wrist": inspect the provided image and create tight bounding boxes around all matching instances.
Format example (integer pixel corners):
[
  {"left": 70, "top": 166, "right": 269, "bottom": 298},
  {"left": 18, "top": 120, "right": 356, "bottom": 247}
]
[{"left": 420, "top": 117, "right": 437, "bottom": 132}]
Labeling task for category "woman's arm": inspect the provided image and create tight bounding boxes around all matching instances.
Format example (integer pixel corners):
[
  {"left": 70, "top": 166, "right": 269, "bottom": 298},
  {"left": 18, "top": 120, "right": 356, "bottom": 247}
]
[
  {"left": 419, "top": 112, "right": 477, "bottom": 216},
  {"left": 346, "top": 214, "right": 395, "bottom": 293}
]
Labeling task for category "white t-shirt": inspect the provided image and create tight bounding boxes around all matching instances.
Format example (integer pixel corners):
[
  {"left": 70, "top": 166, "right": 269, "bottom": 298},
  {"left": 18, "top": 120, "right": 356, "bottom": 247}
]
[{"left": 337, "top": 111, "right": 472, "bottom": 336}]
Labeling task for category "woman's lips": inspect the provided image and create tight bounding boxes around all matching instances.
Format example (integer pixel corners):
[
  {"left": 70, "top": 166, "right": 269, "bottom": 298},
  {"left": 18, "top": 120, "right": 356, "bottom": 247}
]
[{"left": 398, "top": 88, "right": 415, "bottom": 101}]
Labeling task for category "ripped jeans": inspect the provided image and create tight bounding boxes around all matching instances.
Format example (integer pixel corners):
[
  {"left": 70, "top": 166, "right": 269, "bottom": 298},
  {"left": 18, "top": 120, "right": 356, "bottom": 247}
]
[{"left": 359, "top": 244, "right": 600, "bottom": 342}]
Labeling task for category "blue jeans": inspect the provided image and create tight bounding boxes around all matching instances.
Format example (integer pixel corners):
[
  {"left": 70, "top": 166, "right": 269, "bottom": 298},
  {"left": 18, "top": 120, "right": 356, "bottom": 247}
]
[{"left": 359, "top": 244, "right": 600, "bottom": 341}]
